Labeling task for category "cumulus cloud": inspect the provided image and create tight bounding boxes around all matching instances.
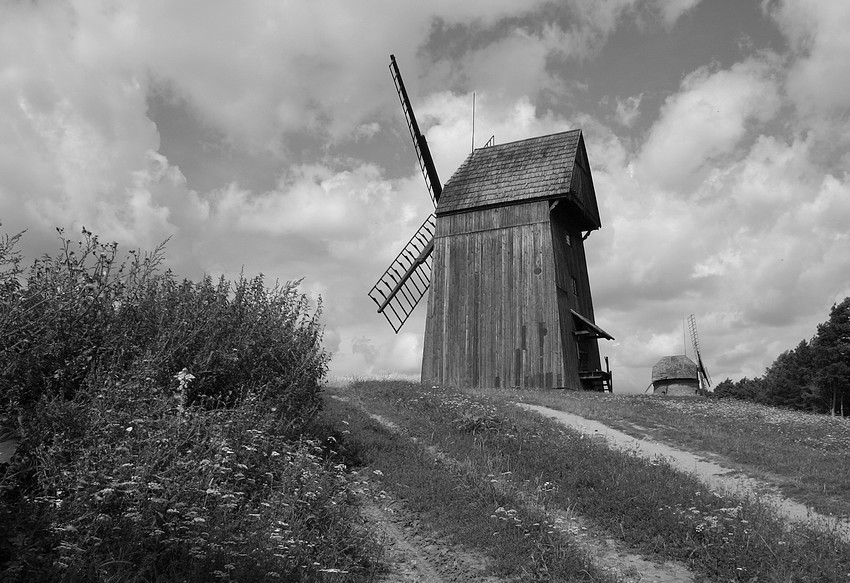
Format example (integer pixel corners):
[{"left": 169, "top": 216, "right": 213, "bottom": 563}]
[
  {"left": 768, "top": 0, "right": 850, "bottom": 117},
  {"left": 613, "top": 94, "right": 643, "bottom": 127},
  {"left": 636, "top": 57, "right": 781, "bottom": 193}
]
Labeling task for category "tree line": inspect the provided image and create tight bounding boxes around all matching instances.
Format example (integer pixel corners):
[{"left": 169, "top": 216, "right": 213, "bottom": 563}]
[{"left": 714, "top": 297, "right": 850, "bottom": 416}]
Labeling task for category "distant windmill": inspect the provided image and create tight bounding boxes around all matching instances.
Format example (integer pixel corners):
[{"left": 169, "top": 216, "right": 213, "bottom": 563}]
[
  {"left": 688, "top": 314, "right": 712, "bottom": 390},
  {"left": 647, "top": 315, "right": 711, "bottom": 396},
  {"left": 368, "top": 54, "right": 613, "bottom": 390}
]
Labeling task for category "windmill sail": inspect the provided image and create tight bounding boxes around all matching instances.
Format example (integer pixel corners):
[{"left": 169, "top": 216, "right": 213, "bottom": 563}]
[
  {"left": 390, "top": 54, "right": 442, "bottom": 205},
  {"left": 688, "top": 314, "right": 712, "bottom": 388},
  {"left": 368, "top": 214, "right": 436, "bottom": 333},
  {"left": 367, "top": 55, "right": 443, "bottom": 333}
]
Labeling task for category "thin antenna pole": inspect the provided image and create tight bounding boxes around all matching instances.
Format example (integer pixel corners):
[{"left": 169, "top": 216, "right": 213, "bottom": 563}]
[
  {"left": 683, "top": 315, "right": 687, "bottom": 356},
  {"left": 471, "top": 92, "right": 475, "bottom": 153}
]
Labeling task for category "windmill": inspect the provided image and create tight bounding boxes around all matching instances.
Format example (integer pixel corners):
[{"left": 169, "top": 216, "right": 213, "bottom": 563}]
[
  {"left": 367, "top": 55, "right": 440, "bottom": 333},
  {"left": 369, "top": 54, "right": 614, "bottom": 390},
  {"left": 688, "top": 314, "right": 712, "bottom": 390}
]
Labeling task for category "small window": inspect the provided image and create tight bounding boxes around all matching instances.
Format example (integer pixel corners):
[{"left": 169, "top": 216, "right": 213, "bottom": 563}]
[
  {"left": 565, "top": 232, "right": 572, "bottom": 247},
  {"left": 571, "top": 277, "right": 578, "bottom": 295}
]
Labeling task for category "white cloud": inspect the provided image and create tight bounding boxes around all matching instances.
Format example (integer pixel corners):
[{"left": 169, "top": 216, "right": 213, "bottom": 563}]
[
  {"left": 769, "top": 0, "right": 850, "bottom": 116},
  {"left": 652, "top": 0, "right": 702, "bottom": 27},
  {"left": 636, "top": 58, "right": 781, "bottom": 193},
  {"left": 614, "top": 94, "right": 643, "bottom": 127}
]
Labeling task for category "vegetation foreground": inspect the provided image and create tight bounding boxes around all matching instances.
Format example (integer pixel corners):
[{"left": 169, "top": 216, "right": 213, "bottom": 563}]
[{"left": 0, "top": 229, "right": 381, "bottom": 582}]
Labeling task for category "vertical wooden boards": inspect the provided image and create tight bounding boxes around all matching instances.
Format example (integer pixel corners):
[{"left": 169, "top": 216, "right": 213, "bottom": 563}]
[{"left": 424, "top": 202, "right": 562, "bottom": 389}]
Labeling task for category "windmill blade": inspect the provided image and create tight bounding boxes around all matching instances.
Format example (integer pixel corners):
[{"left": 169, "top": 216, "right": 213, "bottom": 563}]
[
  {"left": 390, "top": 54, "right": 442, "bottom": 205},
  {"left": 688, "top": 314, "right": 712, "bottom": 388},
  {"left": 696, "top": 352, "right": 712, "bottom": 387},
  {"left": 368, "top": 214, "right": 436, "bottom": 333}
]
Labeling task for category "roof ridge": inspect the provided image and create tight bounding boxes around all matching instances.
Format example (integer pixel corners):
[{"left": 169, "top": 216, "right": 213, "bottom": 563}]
[{"left": 473, "top": 129, "right": 581, "bottom": 153}]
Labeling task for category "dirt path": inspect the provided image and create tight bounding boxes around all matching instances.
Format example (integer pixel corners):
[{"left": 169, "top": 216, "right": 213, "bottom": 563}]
[
  {"left": 355, "top": 474, "right": 500, "bottom": 583},
  {"left": 334, "top": 395, "right": 501, "bottom": 583},
  {"left": 518, "top": 403, "right": 850, "bottom": 541},
  {"left": 336, "top": 395, "right": 696, "bottom": 583}
]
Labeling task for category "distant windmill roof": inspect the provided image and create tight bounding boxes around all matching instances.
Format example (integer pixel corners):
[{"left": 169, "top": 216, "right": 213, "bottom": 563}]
[
  {"left": 436, "top": 130, "right": 601, "bottom": 229},
  {"left": 651, "top": 355, "right": 698, "bottom": 382}
]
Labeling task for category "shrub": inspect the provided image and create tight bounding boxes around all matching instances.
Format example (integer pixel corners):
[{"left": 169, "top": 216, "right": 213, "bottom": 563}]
[
  {"left": 0, "top": 229, "right": 377, "bottom": 582},
  {"left": 0, "top": 227, "right": 329, "bottom": 433}
]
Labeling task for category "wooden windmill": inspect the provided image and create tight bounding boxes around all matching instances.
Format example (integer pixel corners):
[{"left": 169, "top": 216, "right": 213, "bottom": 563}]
[{"left": 369, "top": 55, "right": 613, "bottom": 391}]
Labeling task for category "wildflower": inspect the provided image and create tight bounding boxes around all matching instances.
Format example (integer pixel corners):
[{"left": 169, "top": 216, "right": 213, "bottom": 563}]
[{"left": 174, "top": 368, "right": 196, "bottom": 389}]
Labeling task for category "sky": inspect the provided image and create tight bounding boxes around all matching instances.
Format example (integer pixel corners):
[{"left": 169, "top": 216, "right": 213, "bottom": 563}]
[{"left": 2, "top": 0, "right": 850, "bottom": 392}]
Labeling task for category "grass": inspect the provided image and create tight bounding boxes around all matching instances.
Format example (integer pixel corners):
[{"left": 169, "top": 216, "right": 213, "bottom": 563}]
[
  {"left": 484, "top": 388, "right": 850, "bottom": 518},
  {"left": 334, "top": 380, "right": 850, "bottom": 583},
  {"left": 321, "top": 394, "right": 617, "bottom": 583}
]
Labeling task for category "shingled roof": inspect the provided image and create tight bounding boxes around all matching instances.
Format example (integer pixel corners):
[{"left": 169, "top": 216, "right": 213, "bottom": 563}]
[
  {"left": 651, "top": 355, "right": 699, "bottom": 383},
  {"left": 436, "top": 130, "right": 599, "bottom": 227}
]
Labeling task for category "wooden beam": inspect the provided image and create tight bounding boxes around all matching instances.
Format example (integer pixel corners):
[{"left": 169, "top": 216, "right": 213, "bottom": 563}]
[{"left": 377, "top": 238, "right": 434, "bottom": 314}]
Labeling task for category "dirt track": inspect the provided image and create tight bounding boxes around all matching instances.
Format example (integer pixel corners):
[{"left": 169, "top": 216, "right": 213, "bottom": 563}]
[
  {"left": 518, "top": 403, "right": 850, "bottom": 541},
  {"left": 357, "top": 476, "right": 501, "bottom": 583},
  {"left": 341, "top": 395, "right": 697, "bottom": 583}
]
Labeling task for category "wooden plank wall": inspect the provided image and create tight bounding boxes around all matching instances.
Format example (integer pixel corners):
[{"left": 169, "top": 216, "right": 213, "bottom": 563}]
[{"left": 422, "top": 202, "right": 565, "bottom": 389}]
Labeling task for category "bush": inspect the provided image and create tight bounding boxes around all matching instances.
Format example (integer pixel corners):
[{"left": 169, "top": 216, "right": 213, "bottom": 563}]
[
  {"left": 0, "top": 229, "right": 378, "bottom": 581},
  {"left": 1, "top": 227, "right": 328, "bottom": 431}
]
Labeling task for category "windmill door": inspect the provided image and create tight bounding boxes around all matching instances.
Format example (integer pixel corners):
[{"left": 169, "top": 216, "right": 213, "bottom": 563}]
[{"left": 577, "top": 338, "right": 590, "bottom": 372}]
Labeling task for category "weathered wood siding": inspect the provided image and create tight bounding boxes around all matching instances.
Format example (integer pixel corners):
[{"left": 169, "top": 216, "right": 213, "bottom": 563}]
[{"left": 422, "top": 201, "right": 566, "bottom": 389}]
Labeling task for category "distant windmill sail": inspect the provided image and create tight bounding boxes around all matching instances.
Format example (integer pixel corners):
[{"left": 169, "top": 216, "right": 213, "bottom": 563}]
[
  {"left": 368, "top": 55, "right": 444, "bottom": 333},
  {"left": 688, "top": 314, "right": 712, "bottom": 388}
]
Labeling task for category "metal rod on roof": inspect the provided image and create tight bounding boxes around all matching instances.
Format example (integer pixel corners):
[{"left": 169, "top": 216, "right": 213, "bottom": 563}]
[{"left": 471, "top": 92, "right": 475, "bottom": 154}]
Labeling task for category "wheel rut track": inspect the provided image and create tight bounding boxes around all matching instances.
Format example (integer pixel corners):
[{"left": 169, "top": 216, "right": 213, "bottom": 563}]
[{"left": 335, "top": 394, "right": 695, "bottom": 583}]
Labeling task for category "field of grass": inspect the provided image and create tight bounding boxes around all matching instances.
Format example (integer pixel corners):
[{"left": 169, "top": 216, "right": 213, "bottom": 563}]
[
  {"left": 485, "top": 388, "right": 850, "bottom": 518},
  {"left": 329, "top": 380, "right": 850, "bottom": 583}
]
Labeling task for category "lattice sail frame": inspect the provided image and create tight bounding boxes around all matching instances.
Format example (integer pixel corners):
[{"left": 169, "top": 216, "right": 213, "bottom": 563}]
[
  {"left": 368, "top": 214, "right": 436, "bottom": 333},
  {"left": 688, "top": 314, "right": 712, "bottom": 388}
]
